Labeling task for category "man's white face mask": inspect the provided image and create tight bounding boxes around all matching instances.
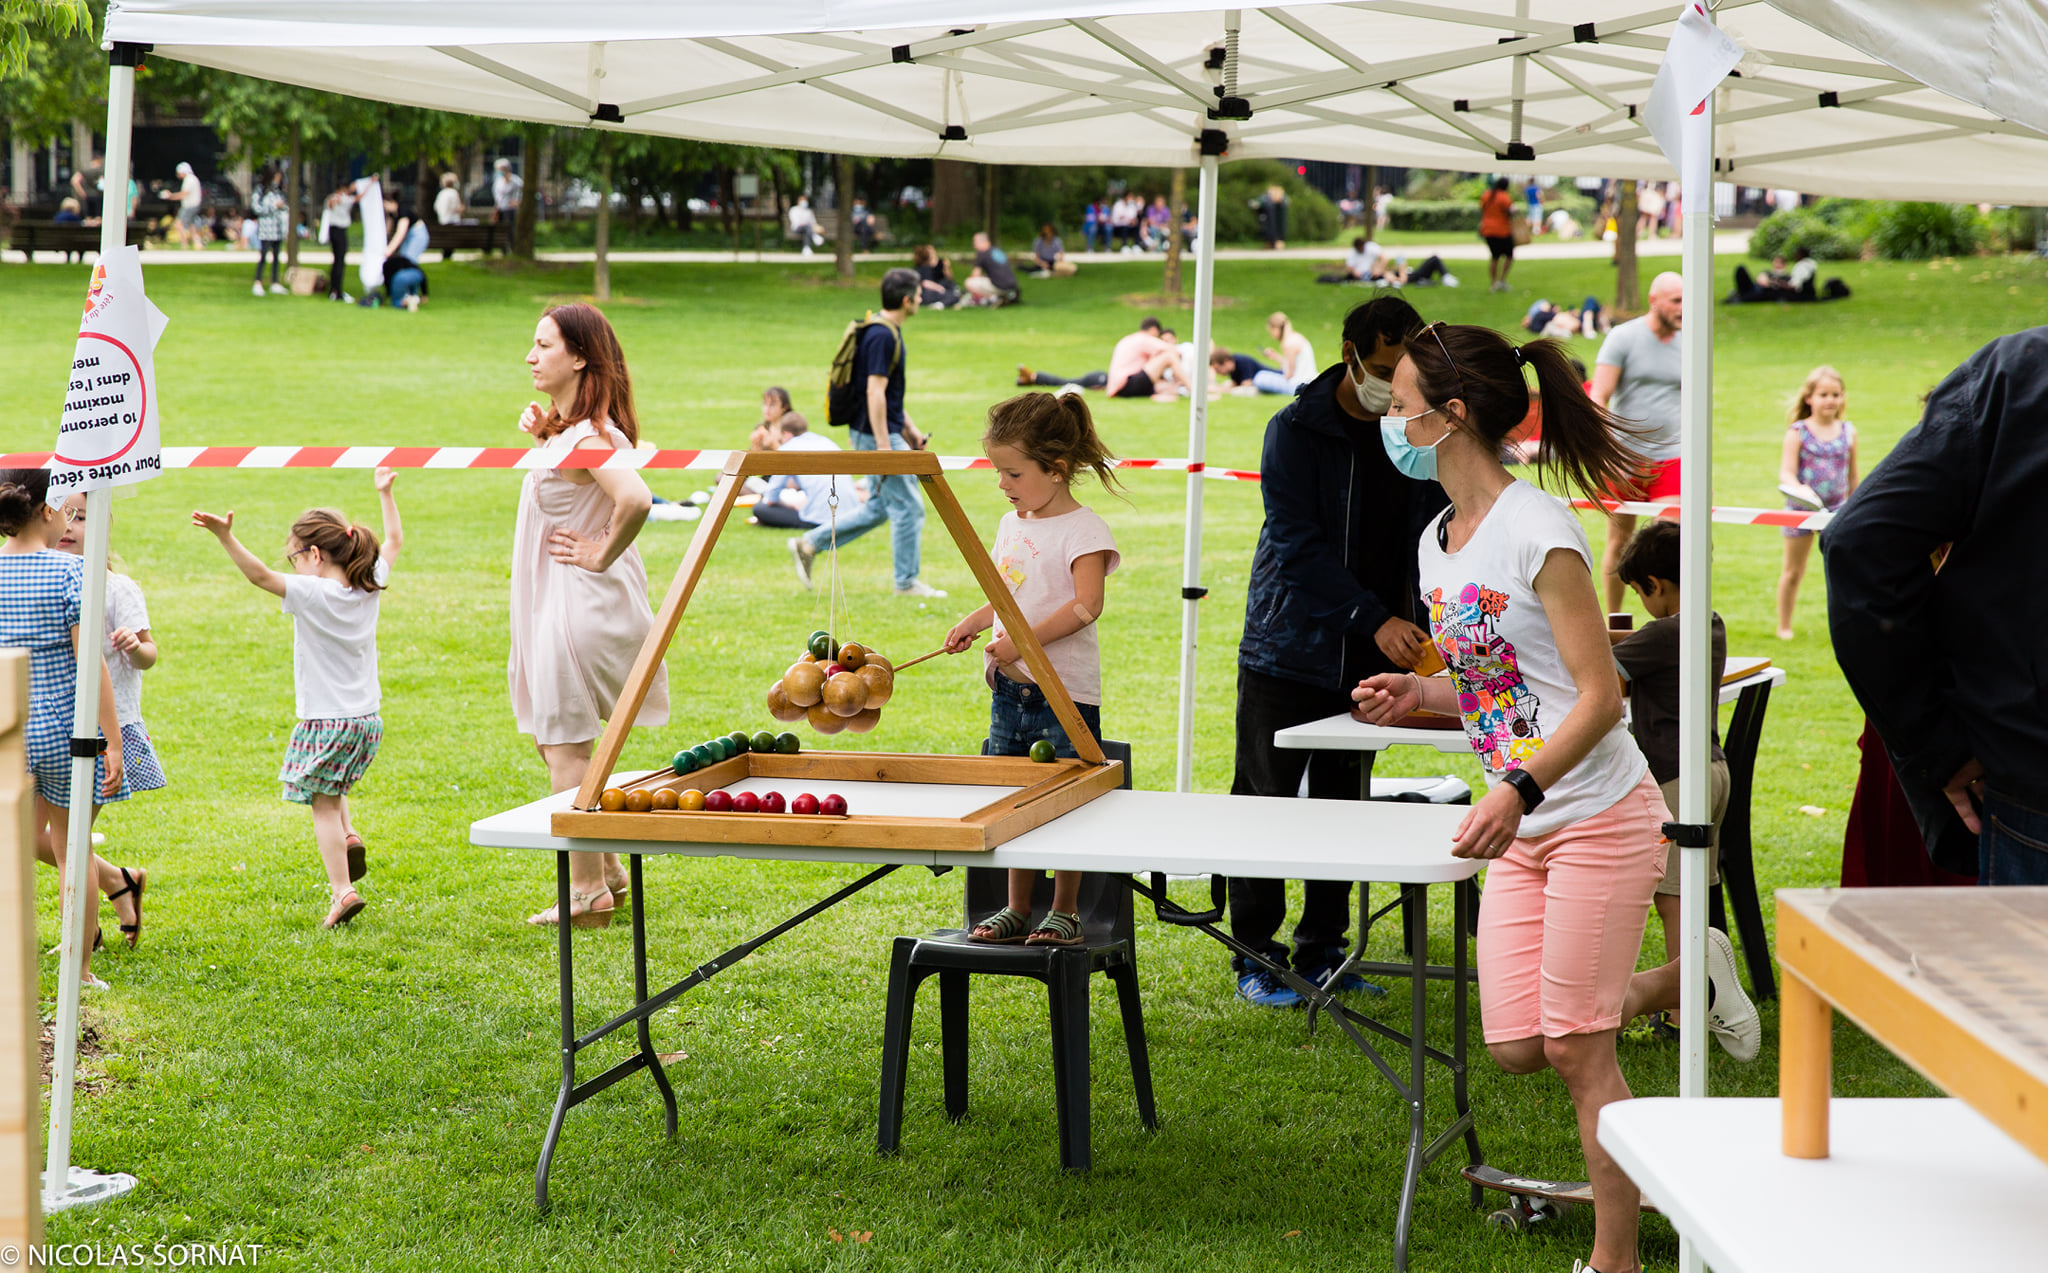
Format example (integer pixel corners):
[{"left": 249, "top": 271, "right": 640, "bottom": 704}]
[{"left": 1350, "top": 358, "right": 1394, "bottom": 415}]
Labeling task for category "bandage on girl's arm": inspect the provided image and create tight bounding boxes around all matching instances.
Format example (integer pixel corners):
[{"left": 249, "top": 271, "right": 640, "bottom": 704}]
[{"left": 1006, "top": 550, "right": 1110, "bottom": 658}]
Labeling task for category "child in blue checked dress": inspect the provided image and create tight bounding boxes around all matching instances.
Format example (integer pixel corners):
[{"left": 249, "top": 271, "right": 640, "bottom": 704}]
[
  {"left": 0, "top": 471, "right": 126, "bottom": 988},
  {"left": 194, "top": 468, "right": 403, "bottom": 929}
]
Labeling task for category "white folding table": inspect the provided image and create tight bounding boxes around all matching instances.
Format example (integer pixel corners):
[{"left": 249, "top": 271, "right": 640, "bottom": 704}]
[
  {"left": 472, "top": 784, "right": 1481, "bottom": 1269},
  {"left": 1600, "top": 1097, "right": 2048, "bottom": 1271}
]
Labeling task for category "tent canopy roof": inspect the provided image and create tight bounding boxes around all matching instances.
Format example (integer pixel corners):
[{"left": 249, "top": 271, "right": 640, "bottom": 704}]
[{"left": 105, "top": 0, "right": 2048, "bottom": 198}]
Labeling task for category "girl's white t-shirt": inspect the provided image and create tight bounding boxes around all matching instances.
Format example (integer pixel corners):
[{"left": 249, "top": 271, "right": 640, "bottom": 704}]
[
  {"left": 988, "top": 506, "right": 1119, "bottom": 706},
  {"left": 1416, "top": 480, "right": 1645, "bottom": 838},
  {"left": 280, "top": 557, "right": 389, "bottom": 720},
  {"left": 103, "top": 573, "right": 150, "bottom": 727}
]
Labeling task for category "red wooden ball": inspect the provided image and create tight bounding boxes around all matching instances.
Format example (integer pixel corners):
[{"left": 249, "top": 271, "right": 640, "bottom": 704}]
[
  {"left": 731, "top": 791, "right": 760, "bottom": 813},
  {"left": 820, "top": 793, "right": 848, "bottom": 816},
  {"left": 760, "top": 791, "right": 787, "bottom": 814},
  {"left": 791, "top": 793, "right": 820, "bottom": 815},
  {"left": 703, "top": 790, "right": 734, "bottom": 812}
]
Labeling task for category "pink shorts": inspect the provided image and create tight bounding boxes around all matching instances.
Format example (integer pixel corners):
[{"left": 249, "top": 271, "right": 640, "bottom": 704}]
[{"left": 1477, "top": 771, "right": 1669, "bottom": 1042}]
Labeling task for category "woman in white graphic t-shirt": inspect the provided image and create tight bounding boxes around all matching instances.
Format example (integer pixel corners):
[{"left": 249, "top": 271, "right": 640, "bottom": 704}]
[{"left": 1351, "top": 322, "right": 1665, "bottom": 1273}]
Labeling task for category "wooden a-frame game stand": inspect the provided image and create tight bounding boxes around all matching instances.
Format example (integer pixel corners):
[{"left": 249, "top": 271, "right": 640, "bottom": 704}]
[{"left": 554, "top": 448, "right": 1124, "bottom": 850}]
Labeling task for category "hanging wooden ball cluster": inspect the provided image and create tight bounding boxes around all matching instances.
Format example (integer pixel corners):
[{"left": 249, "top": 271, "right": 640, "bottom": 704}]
[{"left": 766, "top": 629, "right": 896, "bottom": 736}]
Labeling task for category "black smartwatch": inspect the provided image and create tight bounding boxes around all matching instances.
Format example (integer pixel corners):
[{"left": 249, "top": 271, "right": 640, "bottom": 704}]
[{"left": 1501, "top": 767, "right": 1545, "bottom": 814}]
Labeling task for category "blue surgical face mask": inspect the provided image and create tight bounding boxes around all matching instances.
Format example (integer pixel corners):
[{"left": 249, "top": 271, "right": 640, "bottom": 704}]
[{"left": 1380, "top": 407, "right": 1448, "bottom": 480}]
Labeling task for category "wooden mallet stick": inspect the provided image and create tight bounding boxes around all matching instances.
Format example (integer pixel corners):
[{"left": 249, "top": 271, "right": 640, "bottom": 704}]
[{"left": 893, "top": 637, "right": 975, "bottom": 673}]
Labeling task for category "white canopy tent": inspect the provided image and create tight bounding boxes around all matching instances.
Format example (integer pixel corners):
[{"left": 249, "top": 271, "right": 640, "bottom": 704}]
[{"left": 51, "top": 0, "right": 2048, "bottom": 1262}]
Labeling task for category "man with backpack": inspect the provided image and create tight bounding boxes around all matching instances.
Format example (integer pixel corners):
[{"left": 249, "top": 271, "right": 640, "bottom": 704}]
[{"left": 791, "top": 267, "right": 947, "bottom": 598}]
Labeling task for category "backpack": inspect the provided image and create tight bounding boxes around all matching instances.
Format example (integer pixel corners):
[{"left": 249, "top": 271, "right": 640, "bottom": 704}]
[{"left": 826, "top": 315, "right": 902, "bottom": 427}]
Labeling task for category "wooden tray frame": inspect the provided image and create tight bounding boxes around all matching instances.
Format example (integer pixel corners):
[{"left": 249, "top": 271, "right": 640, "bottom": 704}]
[{"left": 557, "top": 448, "right": 1121, "bottom": 850}]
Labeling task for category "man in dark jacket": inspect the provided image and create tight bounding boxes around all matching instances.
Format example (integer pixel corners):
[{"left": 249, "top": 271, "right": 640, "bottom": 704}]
[
  {"left": 1825, "top": 326, "right": 2048, "bottom": 885},
  {"left": 1230, "top": 296, "right": 1449, "bottom": 1007}
]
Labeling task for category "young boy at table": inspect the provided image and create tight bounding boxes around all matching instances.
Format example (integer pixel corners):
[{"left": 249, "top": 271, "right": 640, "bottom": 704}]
[{"left": 1608, "top": 519, "right": 1759, "bottom": 1060}]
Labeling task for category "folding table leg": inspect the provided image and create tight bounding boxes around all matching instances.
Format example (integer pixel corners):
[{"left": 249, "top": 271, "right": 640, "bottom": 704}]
[
  {"left": 630, "top": 852, "right": 678, "bottom": 1139},
  {"left": 1454, "top": 875, "right": 1483, "bottom": 1203},
  {"left": 537, "top": 850, "right": 576, "bottom": 1211},
  {"left": 1391, "top": 883, "right": 1430, "bottom": 1271}
]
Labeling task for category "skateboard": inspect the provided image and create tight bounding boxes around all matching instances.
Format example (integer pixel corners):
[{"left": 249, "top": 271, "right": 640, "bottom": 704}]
[{"left": 1462, "top": 1164, "right": 1660, "bottom": 1232}]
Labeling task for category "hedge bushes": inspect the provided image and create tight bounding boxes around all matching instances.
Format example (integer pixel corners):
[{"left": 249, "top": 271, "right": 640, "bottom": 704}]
[
  {"left": 1750, "top": 199, "right": 1992, "bottom": 261},
  {"left": 1869, "top": 202, "right": 1987, "bottom": 260},
  {"left": 1385, "top": 198, "right": 1480, "bottom": 233},
  {"left": 1748, "top": 210, "right": 1861, "bottom": 261}
]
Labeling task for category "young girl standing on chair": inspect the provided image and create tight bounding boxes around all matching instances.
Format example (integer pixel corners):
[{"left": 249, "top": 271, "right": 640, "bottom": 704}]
[
  {"left": 1774, "top": 365, "right": 1857, "bottom": 639},
  {"left": 193, "top": 468, "right": 402, "bottom": 929},
  {"left": 945, "top": 388, "right": 1121, "bottom": 947}
]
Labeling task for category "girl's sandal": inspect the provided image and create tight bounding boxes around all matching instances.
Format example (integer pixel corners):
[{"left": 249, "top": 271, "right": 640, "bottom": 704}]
[
  {"left": 107, "top": 866, "right": 146, "bottom": 948},
  {"left": 344, "top": 835, "right": 367, "bottom": 883},
  {"left": 969, "top": 906, "right": 1032, "bottom": 944},
  {"left": 605, "top": 869, "right": 631, "bottom": 911},
  {"left": 324, "top": 890, "right": 366, "bottom": 929},
  {"left": 1025, "top": 910, "right": 1086, "bottom": 947},
  {"left": 527, "top": 890, "right": 615, "bottom": 930}
]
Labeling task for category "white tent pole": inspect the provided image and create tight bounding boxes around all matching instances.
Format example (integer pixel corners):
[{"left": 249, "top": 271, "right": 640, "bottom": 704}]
[
  {"left": 1677, "top": 82, "right": 1714, "bottom": 1109},
  {"left": 45, "top": 50, "right": 136, "bottom": 1206},
  {"left": 1677, "top": 75, "right": 1715, "bottom": 1273},
  {"left": 1172, "top": 147, "right": 1220, "bottom": 795}
]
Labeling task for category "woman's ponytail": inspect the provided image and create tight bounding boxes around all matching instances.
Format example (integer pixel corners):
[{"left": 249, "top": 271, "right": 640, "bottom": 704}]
[
  {"left": 1521, "top": 337, "right": 1652, "bottom": 505},
  {"left": 1404, "top": 323, "right": 1650, "bottom": 506}
]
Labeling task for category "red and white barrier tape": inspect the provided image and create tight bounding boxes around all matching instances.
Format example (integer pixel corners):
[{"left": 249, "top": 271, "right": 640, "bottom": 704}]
[{"left": 0, "top": 446, "right": 1827, "bottom": 529}]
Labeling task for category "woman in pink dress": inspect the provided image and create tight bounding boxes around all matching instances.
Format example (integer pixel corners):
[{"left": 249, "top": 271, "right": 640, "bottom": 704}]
[{"left": 511, "top": 303, "right": 670, "bottom": 927}]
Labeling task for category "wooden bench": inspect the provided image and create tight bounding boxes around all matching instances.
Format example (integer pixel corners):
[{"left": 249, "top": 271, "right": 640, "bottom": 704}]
[
  {"left": 5, "top": 220, "right": 148, "bottom": 262},
  {"left": 424, "top": 220, "right": 507, "bottom": 257}
]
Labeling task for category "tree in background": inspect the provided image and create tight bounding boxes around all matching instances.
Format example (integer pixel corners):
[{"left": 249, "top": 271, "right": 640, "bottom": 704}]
[
  {"left": 1613, "top": 179, "right": 1641, "bottom": 317},
  {"left": 1, "top": 0, "right": 102, "bottom": 166},
  {"left": 1, "top": 0, "right": 88, "bottom": 80}
]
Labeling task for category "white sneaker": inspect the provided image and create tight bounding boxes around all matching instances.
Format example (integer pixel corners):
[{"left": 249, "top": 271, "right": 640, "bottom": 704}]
[
  {"left": 895, "top": 579, "right": 947, "bottom": 598},
  {"left": 252, "top": 281, "right": 265, "bottom": 296},
  {"left": 269, "top": 283, "right": 288, "bottom": 295},
  {"left": 1704, "top": 927, "right": 1761, "bottom": 1062},
  {"left": 787, "top": 537, "right": 816, "bottom": 588},
  {"left": 1443, "top": 274, "right": 1461, "bottom": 288}
]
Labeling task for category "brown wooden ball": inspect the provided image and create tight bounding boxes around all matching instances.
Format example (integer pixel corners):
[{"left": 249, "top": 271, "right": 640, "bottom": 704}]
[
  {"left": 821, "top": 670, "right": 870, "bottom": 717},
  {"left": 784, "top": 661, "right": 826, "bottom": 707},
  {"left": 863, "top": 651, "right": 893, "bottom": 673},
  {"left": 625, "top": 789, "right": 654, "bottom": 813},
  {"left": 845, "top": 707, "right": 882, "bottom": 733},
  {"left": 836, "top": 642, "right": 868, "bottom": 670},
  {"left": 766, "top": 680, "right": 807, "bottom": 722},
  {"left": 599, "top": 788, "right": 627, "bottom": 812},
  {"left": 798, "top": 651, "right": 819, "bottom": 663},
  {"left": 806, "top": 701, "right": 848, "bottom": 734},
  {"left": 854, "top": 662, "right": 894, "bottom": 708},
  {"left": 653, "top": 788, "right": 680, "bottom": 810}
]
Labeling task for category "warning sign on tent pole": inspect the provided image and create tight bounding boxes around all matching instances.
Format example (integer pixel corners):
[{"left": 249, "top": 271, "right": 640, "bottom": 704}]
[{"left": 49, "top": 245, "right": 168, "bottom": 500}]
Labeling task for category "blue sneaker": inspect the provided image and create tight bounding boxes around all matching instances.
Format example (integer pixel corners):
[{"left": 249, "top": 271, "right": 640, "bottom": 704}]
[
  {"left": 1295, "top": 957, "right": 1388, "bottom": 998},
  {"left": 1236, "top": 968, "right": 1304, "bottom": 1009}
]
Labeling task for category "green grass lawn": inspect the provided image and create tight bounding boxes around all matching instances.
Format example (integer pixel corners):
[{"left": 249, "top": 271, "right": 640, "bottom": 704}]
[{"left": 4, "top": 249, "right": 2040, "bottom": 1270}]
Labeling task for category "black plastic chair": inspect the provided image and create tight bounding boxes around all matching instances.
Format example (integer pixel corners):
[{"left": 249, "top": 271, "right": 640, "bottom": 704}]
[
  {"left": 1711, "top": 676, "right": 1777, "bottom": 1001},
  {"left": 876, "top": 739, "right": 1154, "bottom": 1171}
]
